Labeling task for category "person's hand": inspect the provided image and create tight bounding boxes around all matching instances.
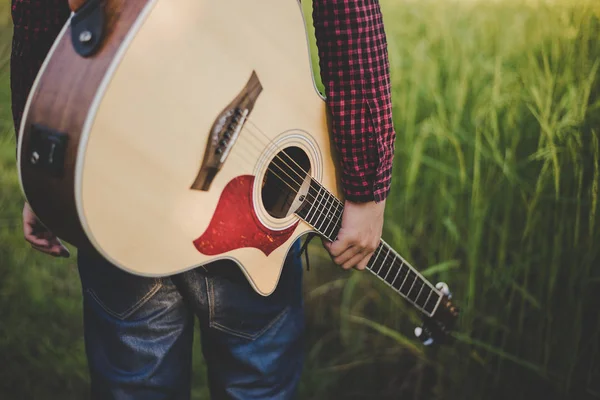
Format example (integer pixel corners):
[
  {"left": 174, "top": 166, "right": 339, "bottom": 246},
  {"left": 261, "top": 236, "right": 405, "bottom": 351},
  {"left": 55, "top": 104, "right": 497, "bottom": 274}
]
[
  {"left": 23, "top": 202, "right": 70, "bottom": 258},
  {"left": 68, "top": 0, "right": 87, "bottom": 11},
  {"left": 323, "top": 199, "right": 385, "bottom": 271}
]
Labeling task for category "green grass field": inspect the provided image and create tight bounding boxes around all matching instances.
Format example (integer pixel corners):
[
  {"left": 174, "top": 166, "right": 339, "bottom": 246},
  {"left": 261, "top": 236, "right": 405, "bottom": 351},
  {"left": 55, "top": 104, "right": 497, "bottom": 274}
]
[{"left": 1, "top": 0, "right": 600, "bottom": 399}]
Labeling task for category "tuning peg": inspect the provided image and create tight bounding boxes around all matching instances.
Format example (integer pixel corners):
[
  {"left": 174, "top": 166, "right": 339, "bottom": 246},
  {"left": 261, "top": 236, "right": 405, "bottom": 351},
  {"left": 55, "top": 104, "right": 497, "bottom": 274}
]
[
  {"left": 414, "top": 326, "right": 434, "bottom": 346},
  {"left": 436, "top": 282, "right": 452, "bottom": 299}
]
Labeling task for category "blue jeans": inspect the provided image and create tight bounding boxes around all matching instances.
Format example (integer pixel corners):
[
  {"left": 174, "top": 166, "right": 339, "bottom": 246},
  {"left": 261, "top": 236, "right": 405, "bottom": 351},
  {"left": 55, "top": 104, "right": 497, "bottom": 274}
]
[{"left": 76, "top": 241, "right": 305, "bottom": 400}]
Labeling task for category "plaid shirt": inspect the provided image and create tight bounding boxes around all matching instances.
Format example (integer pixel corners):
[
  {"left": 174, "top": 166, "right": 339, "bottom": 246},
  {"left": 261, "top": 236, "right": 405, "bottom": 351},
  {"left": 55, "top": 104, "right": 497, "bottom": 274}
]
[{"left": 11, "top": 0, "right": 396, "bottom": 203}]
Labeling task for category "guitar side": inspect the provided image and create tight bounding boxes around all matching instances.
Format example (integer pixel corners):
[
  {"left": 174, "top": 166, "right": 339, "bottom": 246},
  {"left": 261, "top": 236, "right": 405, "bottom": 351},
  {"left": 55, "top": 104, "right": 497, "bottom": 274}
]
[{"left": 16, "top": 0, "right": 155, "bottom": 250}]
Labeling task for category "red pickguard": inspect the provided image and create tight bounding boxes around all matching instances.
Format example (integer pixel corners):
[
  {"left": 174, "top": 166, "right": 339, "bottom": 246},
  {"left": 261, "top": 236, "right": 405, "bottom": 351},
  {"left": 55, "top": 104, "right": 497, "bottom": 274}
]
[{"left": 193, "top": 175, "right": 298, "bottom": 256}]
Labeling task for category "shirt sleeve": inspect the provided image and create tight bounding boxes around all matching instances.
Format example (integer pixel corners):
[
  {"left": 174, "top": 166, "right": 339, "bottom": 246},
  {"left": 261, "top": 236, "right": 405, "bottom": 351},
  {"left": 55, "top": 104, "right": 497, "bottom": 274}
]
[
  {"left": 311, "top": 0, "right": 396, "bottom": 203},
  {"left": 10, "top": 0, "right": 70, "bottom": 139}
]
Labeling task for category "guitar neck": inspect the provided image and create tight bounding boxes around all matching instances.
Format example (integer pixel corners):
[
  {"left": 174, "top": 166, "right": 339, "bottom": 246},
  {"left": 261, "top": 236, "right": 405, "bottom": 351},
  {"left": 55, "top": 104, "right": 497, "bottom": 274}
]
[{"left": 295, "top": 179, "right": 443, "bottom": 317}]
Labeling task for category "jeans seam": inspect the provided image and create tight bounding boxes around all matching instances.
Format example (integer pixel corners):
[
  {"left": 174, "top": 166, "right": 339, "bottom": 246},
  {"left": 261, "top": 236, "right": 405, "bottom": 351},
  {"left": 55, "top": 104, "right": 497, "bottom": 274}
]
[
  {"left": 206, "top": 276, "right": 214, "bottom": 325},
  {"left": 86, "top": 278, "right": 163, "bottom": 320},
  {"left": 210, "top": 306, "right": 291, "bottom": 341}
]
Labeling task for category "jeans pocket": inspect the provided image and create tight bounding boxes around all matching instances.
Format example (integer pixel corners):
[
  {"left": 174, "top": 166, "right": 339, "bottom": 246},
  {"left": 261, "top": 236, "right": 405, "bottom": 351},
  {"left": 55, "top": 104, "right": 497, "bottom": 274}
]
[{"left": 77, "top": 249, "right": 163, "bottom": 320}]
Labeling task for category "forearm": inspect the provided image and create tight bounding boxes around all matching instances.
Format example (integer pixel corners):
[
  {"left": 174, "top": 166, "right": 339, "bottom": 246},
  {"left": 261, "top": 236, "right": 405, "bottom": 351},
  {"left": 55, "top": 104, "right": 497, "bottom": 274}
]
[{"left": 312, "top": 0, "right": 396, "bottom": 203}]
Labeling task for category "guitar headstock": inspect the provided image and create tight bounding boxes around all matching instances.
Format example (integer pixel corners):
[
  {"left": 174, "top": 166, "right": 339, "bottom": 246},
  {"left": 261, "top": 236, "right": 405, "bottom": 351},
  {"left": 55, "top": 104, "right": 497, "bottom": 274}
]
[{"left": 414, "top": 282, "right": 459, "bottom": 346}]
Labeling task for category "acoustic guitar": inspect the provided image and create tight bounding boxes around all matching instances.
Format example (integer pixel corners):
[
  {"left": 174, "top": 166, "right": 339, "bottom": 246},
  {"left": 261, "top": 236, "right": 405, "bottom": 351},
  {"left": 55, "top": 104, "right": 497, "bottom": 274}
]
[{"left": 16, "top": 0, "right": 458, "bottom": 344}]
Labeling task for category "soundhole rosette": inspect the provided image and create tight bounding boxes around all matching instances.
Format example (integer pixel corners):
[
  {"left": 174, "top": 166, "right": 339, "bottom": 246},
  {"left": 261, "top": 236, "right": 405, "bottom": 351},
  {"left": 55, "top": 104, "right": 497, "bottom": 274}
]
[{"left": 252, "top": 130, "right": 322, "bottom": 232}]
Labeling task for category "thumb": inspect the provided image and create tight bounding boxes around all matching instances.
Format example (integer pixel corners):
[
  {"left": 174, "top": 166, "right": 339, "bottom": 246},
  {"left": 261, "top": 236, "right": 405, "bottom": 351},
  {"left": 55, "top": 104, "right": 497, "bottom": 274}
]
[{"left": 69, "top": 0, "right": 88, "bottom": 12}]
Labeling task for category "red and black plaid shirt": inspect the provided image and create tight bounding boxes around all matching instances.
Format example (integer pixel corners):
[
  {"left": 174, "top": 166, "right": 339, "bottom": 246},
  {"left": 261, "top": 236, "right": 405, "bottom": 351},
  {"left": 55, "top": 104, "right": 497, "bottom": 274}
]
[{"left": 11, "top": 0, "right": 396, "bottom": 203}]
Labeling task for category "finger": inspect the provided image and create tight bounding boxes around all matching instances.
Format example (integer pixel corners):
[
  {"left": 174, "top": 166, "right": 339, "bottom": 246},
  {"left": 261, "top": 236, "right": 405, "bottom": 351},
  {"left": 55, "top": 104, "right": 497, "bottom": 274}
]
[
  {"left": 50, "top": 245, "right": 70, "bottom": 258},
  {"left": 333, "top": 245, "right": 362, "bottom": 266},
  {"left": 68, "top": 0, "right": 87, "bottom": 12},
  {"left": 341, "top": 250, "right": 369, "bottom": 270},
  {"left": 25, "top": 234, "right": 50, "bottom": 248},
  {"left": 23, "top": 218, "right": 45, "bottom": 244},
  {"left": 31, "top": 243, "right": 61, "bottom": 256},
  {"left": 326, "top": 238, "right": 347, "bottom": 257},
  {"left": 28, "top": 233, "right": 70, "bottom": 257},
  {"left": 47, "top": 237, "right": 70, "bottom": 257},
  {"left": 23, "top": 216, "right": 34, "bottom": 236},
  {"left": 33, "top": 241, "right": 69, "bottom": 257},
  {"left": 327, "top": 229, "right": 357, "bottom": 257},
  {"left": 23, "top": 216, "right": 52, "bottom": 247},
  {"left": 355, "top": 252, "right": 373, "bottom": 271},
  {"left": 53, "top": 242, "right": 71, "bottom": 258}
]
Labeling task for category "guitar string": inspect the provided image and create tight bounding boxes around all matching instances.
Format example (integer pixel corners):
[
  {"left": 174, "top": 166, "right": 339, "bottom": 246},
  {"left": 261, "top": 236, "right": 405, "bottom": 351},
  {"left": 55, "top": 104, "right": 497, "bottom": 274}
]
[
  {"left": 203, "top": 112, "right": 346, "bottom": 240},
  {"left": 225, "top": 132, "right": 337, "bottom": 222},
  {"left": 212, "top": 135, "right": 442, "bottom": 306},
  {"left": 222, "top": 124, "right": 343, "bottom": 224},
  {"left": 226, "top": 117, "right": 440, "bottom": 299},
  {"left": 230, "top": 111, "right": 344, "bottom": 213},
  {"left": 222, "top": 122, "right": 441, "bottom": 300},
  {"left": 228, "top": 118, "right": 442, "bottom": 299},
  {"left": 241, "top": 125, "right": 343, "bottom": 221},
  {"left": 245, "top": 118, "right": 340, "bottom": 200},
  {"left": 229, "top": 139, "right": 345, "bottom": 243},
  {"left": 210, "top": 112, "right": 337, "bottom": 214},
  {"left": 238, "top": 125, "right": 341, "bottom": 216},
  {"left": 242, "top": 149, "right": 338, "bottom": 230},
  {"left": 220, "top": 139, "right": 343, "bottom": 243},
  {"left": 236, "top": 131, "right": 348, "bottom": 243},
  {"left": 196, "top": 99, "right": 440, "bottom": 301}
]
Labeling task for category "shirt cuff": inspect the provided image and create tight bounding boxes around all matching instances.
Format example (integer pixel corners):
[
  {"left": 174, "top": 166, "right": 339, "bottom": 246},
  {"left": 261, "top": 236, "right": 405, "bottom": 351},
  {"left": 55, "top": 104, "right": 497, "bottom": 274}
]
[
  {"left": 340, "top": 146, "right": 394, "bottom": 204},
  {"left": 338, "top": 100, "right": 395, "bottom": 204}
]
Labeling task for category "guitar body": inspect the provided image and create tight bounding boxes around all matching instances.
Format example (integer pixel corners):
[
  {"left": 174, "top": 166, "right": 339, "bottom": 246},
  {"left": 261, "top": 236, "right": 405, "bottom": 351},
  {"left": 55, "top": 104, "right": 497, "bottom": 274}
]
[{"left": 18, "top": 0, "right": 341, "bottom": 295}]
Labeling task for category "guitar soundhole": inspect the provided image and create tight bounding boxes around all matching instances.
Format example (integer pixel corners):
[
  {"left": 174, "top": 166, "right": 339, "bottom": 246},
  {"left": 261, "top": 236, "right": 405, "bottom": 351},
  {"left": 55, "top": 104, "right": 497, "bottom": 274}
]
[{"left": 261, "top": 146, "right": 311, "bottom": 219}]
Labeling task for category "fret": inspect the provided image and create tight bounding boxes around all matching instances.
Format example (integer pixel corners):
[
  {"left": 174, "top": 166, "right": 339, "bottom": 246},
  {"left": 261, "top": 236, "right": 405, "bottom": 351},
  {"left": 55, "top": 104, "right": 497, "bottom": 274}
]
[
  {"left": 398, "top": 270, "right": 415, "bottom": 296},
  {"left": 389, "top": 260, "right": 404, "bottom": 286},
  {"left": 327, "top": 217, "right": 342, "bottom": 240},
  {"left": 327, "top": 199, "right": 343, "bottom": 240},
  {"left": 424, "top": 292, "right": 441, "bottom": 314},
  {"left": 392, "top": 262, "right": 408, "bottom": 291},
  {"left": 412, "top": 282, "right": 426, "bottom": 305},
  {"left": 295, "top": 187, "right": 442, "bottom": 317},
  {"left": 295, "top": 183, "right": 316, "bottom": 222},
  {"left": 409, "top": 279, "right": 426, "bottom": 302},
  {"left": 293, "top": 179, "right": 342, "bottom": 240},
  {"left": 405, "top": 274, "right": 419, "bottom": 300},
  {"left": 313, "top": 187, "right": 331, "bottom": 233},
  {"left": 367, "top": 243, "right": 385, "bottom": 269},
  {"left": 327, "top": 199, "right": 342, "bottom": 237},
  {"left": 383, "top": 254, "right": 398, "bottom": 282},
  {"left": 378, "top": 250, "right": 394, "bottom": 280},
  {"left": 416, "top": 287, "right": 432, "bottom": 309},
  {"left": 314, "top": 188, "right": 324, "bottom": 226},
  {"left": 295, "top": 204, "right": 307, "bottom": 220},
  {"left": 321, "top": 196, "right": 337, "bottom": 239},
  {"left": 305, "top": 185, "right": 323, "bottom": 226},
  {"left": 362, "top": 241, "right": 444, "bottom": 317},
  {"left": 375, "top": 248, "right": 391, "bottom": 275}
]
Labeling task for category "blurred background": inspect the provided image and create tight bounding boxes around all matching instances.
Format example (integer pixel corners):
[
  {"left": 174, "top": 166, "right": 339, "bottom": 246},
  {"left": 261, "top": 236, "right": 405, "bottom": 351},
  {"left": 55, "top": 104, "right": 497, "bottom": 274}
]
[{"left": 1, "top": 0, "right": 599, "bottom": 399}]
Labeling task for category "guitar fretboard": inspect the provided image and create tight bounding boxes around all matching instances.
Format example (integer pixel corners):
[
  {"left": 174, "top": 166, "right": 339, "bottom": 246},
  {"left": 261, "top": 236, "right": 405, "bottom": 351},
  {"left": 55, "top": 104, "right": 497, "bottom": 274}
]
[
  {"left": 295, "top": 179, "right": 442, "bottom": 317},
  {"left": 295, "top": 179, "right": 343, "bottom": 242}
]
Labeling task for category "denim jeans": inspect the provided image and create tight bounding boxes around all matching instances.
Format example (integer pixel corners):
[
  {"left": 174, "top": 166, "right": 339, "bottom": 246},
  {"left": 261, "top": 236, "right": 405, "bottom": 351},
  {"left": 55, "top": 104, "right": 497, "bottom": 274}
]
[{"left": 76, "top": 241, "right": 305, "bottom": 400}]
